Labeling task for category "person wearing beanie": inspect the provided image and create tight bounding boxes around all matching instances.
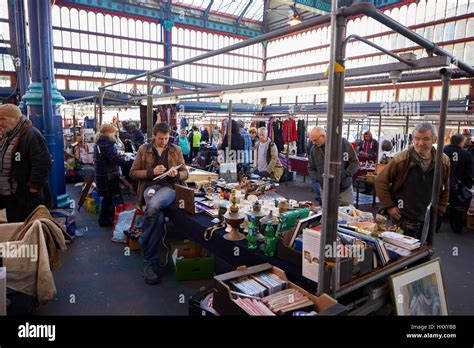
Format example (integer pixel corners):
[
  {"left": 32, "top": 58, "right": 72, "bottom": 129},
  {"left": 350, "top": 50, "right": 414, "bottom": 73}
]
[{"left": 0, "top": 104, "right": 52, "bottom": 222}]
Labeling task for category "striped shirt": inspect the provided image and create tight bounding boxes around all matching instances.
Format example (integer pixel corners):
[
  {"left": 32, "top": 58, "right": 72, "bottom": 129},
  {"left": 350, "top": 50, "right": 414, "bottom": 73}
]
[{"left": 240, "top": 129, "right": 252, "bottom": 165}]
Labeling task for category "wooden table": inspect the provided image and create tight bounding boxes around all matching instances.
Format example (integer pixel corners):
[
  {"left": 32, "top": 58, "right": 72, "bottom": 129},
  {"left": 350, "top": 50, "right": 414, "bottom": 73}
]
[{"left": 278, "top": 154, "right": 309, "bottom": 182}]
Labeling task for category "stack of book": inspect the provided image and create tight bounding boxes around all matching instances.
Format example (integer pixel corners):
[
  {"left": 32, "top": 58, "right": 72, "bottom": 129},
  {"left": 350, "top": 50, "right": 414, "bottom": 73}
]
[
  {"left": 252, "top": 272, "right": 288, "bottom": 295},
  {"left": 261, "top": 289, "right": 315, "bottom": 315},
  {"left": 230, "top": 277, "right": 268, "bottom": 297},
  {"left": 380, "top": 232, "right": 420, "bottom": 251},
  {"left": 338, "top": 225, "right": 391, "bottom": 266},
  {"left": 233, "top": 298, "right": 276, "bottom": 316}
]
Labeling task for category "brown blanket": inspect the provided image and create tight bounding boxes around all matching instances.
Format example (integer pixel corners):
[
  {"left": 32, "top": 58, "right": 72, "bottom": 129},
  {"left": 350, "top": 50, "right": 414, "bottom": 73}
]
[{"left": 0, "top": 205, "right": 71, "bottom": 304}]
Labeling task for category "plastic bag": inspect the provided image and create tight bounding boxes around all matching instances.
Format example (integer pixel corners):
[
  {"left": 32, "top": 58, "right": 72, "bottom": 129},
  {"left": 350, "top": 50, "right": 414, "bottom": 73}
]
[
  {"left": 112, "top": 209, "right": 135, "bottom": 243},
  {"left": 112, "top": 203, "right": 136, "bottom": 243}
]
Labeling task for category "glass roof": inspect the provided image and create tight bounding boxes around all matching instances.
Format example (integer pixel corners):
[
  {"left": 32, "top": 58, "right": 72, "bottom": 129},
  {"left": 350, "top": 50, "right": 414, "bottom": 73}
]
[{"left": 173, "top": 0, "right": 264, "bottom": 21}]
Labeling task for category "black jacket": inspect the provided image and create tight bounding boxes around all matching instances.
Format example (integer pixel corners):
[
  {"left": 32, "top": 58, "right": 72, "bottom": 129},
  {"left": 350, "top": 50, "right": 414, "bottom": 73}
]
[
  {"left": 7, "top": 122, "right": 52, "bottom": 222},
  {"left": 93, "top": 135, "right": 126, "bottom": 197},
  {"left": 443, "top": 144, "right": 473, "bottom": 190}
]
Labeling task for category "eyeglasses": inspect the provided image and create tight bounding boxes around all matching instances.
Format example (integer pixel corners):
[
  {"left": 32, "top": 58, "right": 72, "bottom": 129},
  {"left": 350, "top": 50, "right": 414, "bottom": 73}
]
[{"left": 413, "top": 136, "right": 433, "bottom": 143}]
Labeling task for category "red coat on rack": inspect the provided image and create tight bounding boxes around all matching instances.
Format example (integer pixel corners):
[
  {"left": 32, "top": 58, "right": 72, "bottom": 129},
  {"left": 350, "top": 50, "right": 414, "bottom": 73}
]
[{"left": 283, "top": 119, "right": 298, "bottom": 143}]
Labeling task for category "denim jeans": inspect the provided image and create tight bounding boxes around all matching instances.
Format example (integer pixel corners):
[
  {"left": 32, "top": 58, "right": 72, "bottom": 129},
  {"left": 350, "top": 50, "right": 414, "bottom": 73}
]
[
  {"left": 312, "top": 179, "right": 322, "bottom": 204},
  {"left": 140, "top": 185, "right": 176, "bottom": 263}
]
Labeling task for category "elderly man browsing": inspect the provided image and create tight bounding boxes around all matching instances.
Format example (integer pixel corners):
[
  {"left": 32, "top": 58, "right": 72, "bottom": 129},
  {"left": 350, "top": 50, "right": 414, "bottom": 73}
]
[
  {"left": 307, "top": 126, "right": 359, "bottom": 206},
  {"left": 375, "top": 123, "right": 450, "bottom": 238},
  {"left": 0, "top": 104, "right": 52, "bottom": 222}
]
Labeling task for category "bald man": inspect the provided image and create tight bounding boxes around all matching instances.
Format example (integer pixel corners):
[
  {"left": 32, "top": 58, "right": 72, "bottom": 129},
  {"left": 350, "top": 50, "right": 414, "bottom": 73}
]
[{"left": 307, "top": 127, "right": 359, "bottom": 206}]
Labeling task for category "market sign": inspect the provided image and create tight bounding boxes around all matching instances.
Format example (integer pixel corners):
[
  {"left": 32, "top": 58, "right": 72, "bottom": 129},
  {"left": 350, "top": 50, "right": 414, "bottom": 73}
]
[{"left": 295, "top": 0, "right": 405, "bottom": 12}]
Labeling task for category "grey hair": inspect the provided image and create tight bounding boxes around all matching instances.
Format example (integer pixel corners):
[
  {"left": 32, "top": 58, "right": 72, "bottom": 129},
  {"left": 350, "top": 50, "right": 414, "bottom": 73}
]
[
  {"left": 412, "top": 122, "right": 437, "bottom": 139},
  {"left": 310, "top": 126, "right": 326, "bottom": 135},
  {"left": 258, "top": 127, "right": 268, "bottom": 137}
]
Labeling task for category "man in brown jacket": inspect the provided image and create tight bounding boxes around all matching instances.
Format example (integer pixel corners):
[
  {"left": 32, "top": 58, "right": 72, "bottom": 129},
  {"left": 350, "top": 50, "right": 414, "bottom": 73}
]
[
  {"left": 130, "top": 123, "right": 188, "bottom": 284},
  {"left": 375, "top": 123, "right": 450, "bottom": 238}
]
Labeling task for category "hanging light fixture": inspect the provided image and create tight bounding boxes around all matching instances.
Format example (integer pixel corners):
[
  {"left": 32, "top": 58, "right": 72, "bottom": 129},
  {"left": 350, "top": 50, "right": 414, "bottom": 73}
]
[{"left": 287, "top": 4, "right": 302, "bottom": 26}]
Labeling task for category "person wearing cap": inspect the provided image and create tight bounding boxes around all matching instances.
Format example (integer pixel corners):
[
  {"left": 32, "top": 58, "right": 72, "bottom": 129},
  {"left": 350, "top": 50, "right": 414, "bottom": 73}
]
[{"left": 0, "top": 104, "right": 52, "bottom": 222}]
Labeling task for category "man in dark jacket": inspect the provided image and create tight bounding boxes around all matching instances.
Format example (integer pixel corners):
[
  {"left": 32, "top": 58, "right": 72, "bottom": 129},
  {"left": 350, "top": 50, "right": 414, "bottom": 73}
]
[
  {"left": 307, "top": 127, "right": 359, "bottom": 206},
  {"left": 0, "top": 104, "right": 52, "bottom": 222},
  {"left": 444, "top": 134, "right": 473, "bottom": 234}
]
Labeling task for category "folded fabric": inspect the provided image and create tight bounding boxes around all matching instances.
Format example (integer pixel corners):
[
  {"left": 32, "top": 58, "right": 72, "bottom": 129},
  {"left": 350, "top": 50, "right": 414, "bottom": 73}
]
[{"left": 0, "top": 205, "right": 71, "bottom": 304}]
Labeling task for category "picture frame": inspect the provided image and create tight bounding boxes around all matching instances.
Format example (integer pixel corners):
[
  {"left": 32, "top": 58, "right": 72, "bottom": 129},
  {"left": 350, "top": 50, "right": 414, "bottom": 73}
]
[
  {"left": 389, "top": 258, "right": 448, "bottom": 316},
  {"left": 287, "top": 213, "right": 322, "bottom": 248}
]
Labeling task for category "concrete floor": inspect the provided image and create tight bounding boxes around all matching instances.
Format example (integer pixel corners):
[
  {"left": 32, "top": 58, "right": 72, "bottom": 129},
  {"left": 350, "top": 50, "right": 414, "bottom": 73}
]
[{"left": 30, "top": 176, "right": 474, "bottom": 315}]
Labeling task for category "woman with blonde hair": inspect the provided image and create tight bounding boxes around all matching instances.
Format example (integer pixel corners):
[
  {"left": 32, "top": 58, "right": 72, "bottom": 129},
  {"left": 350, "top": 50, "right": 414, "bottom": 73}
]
[
  {"left": 93, "top": 124, "right": 130, "bottom": 226},
  {"left": 249, "top": 127, "right": 259, "bottom": 147}
]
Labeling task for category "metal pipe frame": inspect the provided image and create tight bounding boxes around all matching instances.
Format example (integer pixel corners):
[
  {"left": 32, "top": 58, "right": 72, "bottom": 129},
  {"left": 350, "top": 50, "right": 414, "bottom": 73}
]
[
  {"left": 344, "top": 34, "right": 415, "bottom": 66},
  {"left": 13, "top": 0, "right": 29, "bottom": 100},
  {"left": 425, "top": 68, "right": 452, "bottom": 245},
  {"left": 153, "top": 56, "right": 452, "bottom": 100},
  {"left": 37, "top": 0, "right": 58, "bottom": 206},
  {"left": 317, "top": 2, "right": 347, "bottom": 296},
  {"left": 101, "top": 13, "right": 334, "bottom": 90},
  {"left": 340, "top": 2, "right": 474, "bottom": 76}
]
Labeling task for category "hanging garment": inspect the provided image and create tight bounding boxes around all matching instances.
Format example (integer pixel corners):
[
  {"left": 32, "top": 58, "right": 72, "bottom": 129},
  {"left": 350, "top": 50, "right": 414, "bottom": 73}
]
[
  {"left": 272, "top": 121, "right": 284, "bottom": 153},
  {"left": 157, "top": 105, "right": 177, "bottom": 127},
  {"left": 297, "top": 119, "right": 306, "bottom": 155},
  {"left": 180, "top": 117, "right": 188, "bottom": 130},
  {"left": 283, "top": 119, "right": 298, "bottom": 143}
]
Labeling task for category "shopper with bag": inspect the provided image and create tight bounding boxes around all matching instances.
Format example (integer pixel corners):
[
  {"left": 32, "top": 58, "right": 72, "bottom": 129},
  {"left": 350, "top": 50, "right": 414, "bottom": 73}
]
[
  {"left": 93, "top": 124, "right": 131, "bottom": 227},
  {"left": 443, "top": 134, "right": 473, "bottom": 234},
  {"left": 130, "top": 123, "right": 188, "bottom": 285}
]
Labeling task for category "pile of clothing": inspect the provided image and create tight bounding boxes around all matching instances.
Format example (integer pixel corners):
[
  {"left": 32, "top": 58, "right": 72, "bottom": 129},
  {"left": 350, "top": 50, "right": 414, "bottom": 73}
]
[{"left": 0, "top": 206, "right": 72, "bottom": 304}]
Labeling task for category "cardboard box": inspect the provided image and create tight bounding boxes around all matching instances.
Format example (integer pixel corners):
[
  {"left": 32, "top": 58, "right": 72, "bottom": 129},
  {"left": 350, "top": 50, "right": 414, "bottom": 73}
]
[
  {"left": 188, "top": 288, "right": 219, "bottom": 316},
  {"left": 213, "top": 263, "right": 340, "bottom": 316},
  {"left": 171, "top": 241, "right": 214, "bottom": 281},
  {"left": 127, "top": 238, "right": 141, "bottom": 251},
  {"left": 467, "top": 214, "right": 474, "bottom": 230}
]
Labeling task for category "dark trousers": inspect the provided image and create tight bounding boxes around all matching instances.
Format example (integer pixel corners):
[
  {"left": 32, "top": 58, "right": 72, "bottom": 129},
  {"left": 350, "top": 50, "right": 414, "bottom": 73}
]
[
  {"left": 99, "top": 177, "right": 122, "bottom": 226},
  {"left": 182, "top": 153, "right": 189, "bottom": 164},
  {"left": 0, "top": 191, "right": 48, "bottom": 223},
  {"left": 397, "top": 215, "right": 442, "bottom": 240},
  {"left": 448, "top": 198, "right": 470, "bottom": 234},
  {"left": 190, "top": 147, "right": 199, "bottom": 161}
]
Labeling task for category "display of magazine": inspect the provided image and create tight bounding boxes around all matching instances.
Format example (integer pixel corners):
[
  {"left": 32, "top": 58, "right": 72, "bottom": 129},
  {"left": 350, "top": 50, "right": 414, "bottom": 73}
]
[
  {"left": 379, "top": 231, "right": 420, "bottom": 251},
  {"left": 195, "top": 202, "right": 219, "bottom": 218}
]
